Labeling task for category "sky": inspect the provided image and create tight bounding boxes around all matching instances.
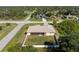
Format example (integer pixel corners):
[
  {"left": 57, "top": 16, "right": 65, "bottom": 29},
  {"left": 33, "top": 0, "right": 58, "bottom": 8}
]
[{"left": 0, "top": 0, "right": 79, "bottom": 6}]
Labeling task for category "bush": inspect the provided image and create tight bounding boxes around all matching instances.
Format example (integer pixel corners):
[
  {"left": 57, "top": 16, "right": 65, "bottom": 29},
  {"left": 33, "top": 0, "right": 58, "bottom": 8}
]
[
  {"left": 0, "top": 26, "right": 2, "bottom": 30},
  {"left": 6, "top": 23, "right": 11, "bottom": 26}
]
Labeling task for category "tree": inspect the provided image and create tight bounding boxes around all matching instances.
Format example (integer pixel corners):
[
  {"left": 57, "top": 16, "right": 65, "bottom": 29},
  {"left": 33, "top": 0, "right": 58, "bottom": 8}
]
[
  {"left": 55, "top": 20, "right": 79, "bottom": 51},
  {"left": 55, "top": 20, "right": 79, "bottom": 35},
  {"left": 53, "top": 19, "right": 57, "bottom": 26},
  {"left": 58, "top": 32, "right": 79, "bottom": 52}
]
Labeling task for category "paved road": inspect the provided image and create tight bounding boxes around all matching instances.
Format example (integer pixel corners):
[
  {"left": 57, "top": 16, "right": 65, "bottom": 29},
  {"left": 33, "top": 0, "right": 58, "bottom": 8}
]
[
  {"left": 0, "top": 21, "right": 29, "bottom": 24},
  {"left": 42, "top": 18, "right": 49, "bottom": 26},
  {"left": 0, "top": 15, "right": 31, "bottom": 51}
]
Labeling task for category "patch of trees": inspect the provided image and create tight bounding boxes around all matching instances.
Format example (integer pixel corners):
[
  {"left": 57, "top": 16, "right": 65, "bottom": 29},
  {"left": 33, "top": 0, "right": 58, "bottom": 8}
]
[
  {"left": 0, "top": 7, "right": 35, "bottom": 20},
  {"left": 44, "top": 20, "right": 79, "bottom": 52},
  {"left": 57, "top": 32, "right": 79, "bottom": 52},
  {"left": 54, "top": 20, "right": 79, "bottom": 52},
  {"left": 31, "top": 6, "right": 79, "bottom": 20},
  {"left": 0, "top": 6, "right": 79, "bottom": 20},
  {"left": 55, "top": 20, "right": 79, "bottom": 35}
]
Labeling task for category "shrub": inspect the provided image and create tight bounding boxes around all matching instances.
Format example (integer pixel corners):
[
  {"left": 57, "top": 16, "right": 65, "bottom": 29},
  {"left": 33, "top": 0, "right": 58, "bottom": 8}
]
[
  {"left": 0, "top": 26, "right": 2, "bottom": 30},
  {"left": 6, "top": 23, "right": 11, "bottom": 26}
]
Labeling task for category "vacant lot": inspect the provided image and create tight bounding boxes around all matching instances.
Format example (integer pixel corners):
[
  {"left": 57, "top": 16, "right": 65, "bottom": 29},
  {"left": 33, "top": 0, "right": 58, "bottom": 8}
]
[
  {"left": 0, "top": 7, "right": 35, "bottom": 21},
  {"left": 0, "top": 24, "right": 16, "bottom": 40},
  {"left": 25, "top": 35, "right": 55, "bottom": 45}
]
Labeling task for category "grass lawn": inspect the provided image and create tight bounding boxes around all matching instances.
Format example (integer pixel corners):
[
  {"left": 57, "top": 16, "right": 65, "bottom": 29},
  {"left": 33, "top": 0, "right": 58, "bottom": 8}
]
[
  {"left": 0, "top": 24, "right": 16, "bottom": 40},
  {"left": 30, "top": 17, "right": 42, "bottom": 21},
  {"left": 2, "top": 23, "right": 55, "bottom": 52},
  {"left": 30, "top": 17, "right": 53, "bottom": 22},
  {"left": 2, "top": 24, "right": 29, "bottom": 51},
  {"left": 25, "top": 35, "right": 55, "bottom": 45}
]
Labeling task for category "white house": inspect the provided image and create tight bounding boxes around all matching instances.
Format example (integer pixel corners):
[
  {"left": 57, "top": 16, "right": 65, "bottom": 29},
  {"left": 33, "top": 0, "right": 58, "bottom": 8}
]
[{"left": 26, "top": 24, "right": 56, "bottom": 36}]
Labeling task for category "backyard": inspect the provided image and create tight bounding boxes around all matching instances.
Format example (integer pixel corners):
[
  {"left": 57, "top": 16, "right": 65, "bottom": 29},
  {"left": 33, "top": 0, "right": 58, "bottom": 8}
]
[{"left": 25, "top": 35, "right": 55, "bottom": 45}]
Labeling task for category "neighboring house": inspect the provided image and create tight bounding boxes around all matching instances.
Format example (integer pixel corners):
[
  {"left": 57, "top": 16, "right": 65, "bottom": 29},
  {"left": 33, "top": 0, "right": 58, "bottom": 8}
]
[
  {"left": 64, "top": 14, "right": 73, "bottom": 19},
  {"left": 67, "top": 14, "right": 72, "bottom": 19},
  {"left": 36, "top": 13, "right": 46, "bottom": 19},
  {"left": 26, "top": 25, "right": 56, "bottom": 36},
  {"left": 76, "top": 18, "right": 79, "bottom": 23}
]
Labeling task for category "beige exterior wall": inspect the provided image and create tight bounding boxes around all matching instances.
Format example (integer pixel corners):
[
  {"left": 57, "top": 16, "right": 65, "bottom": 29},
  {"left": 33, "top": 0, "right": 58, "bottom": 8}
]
[
  {"left": 45, "top": 33, "right": 54, "bottom": 36},
  {"left": 27, "top": 32, "right": 55, "bottom": 36},
  {"left": 27, "top": 33, "right": 31, "bottom": 35}
]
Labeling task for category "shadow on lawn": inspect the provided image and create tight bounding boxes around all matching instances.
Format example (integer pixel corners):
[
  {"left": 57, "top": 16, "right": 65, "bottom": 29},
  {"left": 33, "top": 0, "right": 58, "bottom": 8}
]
[
  {"left": 44, "top": 36, "right": 70, "bottom": 52},
  {"left": 44, "top": 42, "right": 63, "bottom": 52}
]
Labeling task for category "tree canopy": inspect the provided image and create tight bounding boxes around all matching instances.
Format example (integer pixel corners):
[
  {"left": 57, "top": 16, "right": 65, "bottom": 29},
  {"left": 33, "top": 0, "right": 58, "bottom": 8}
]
[{"left": 55, "top": 20, "right": 79, "bottom": 35}]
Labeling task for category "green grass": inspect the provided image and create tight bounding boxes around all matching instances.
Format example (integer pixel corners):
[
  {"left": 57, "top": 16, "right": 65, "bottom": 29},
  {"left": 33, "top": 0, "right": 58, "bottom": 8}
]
[
  {"left": 2, "top": 23, "right": 55, "bottom": 52},
  {"left": 0, "top": 24, "right": 16, "bottom": 40},
  {"left": 2, "top": 24, "right": 29, "bottom": 52},
  {"left": 25, "top": 35, "right": 55, "bottom": 45},
  {"left": 30, "top": 17, "right": 42, "bottom": 21}
]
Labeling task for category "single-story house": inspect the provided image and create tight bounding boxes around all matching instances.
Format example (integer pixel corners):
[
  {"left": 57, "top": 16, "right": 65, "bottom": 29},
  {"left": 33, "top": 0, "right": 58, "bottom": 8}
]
[{"left": 26, "top": 25, "right": 56, "bottom": 36}]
